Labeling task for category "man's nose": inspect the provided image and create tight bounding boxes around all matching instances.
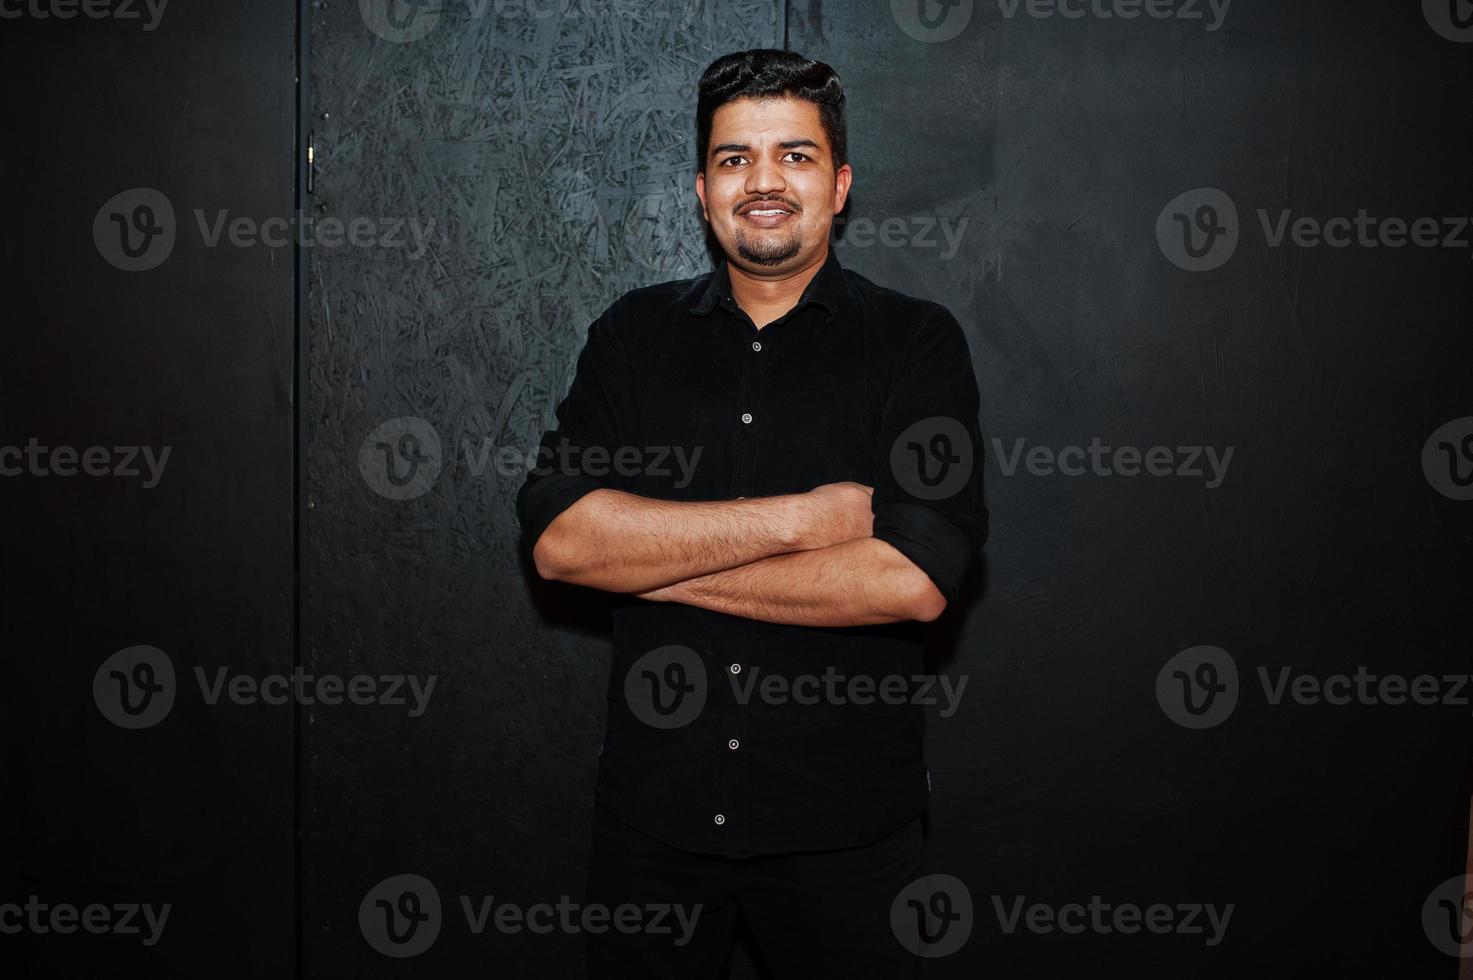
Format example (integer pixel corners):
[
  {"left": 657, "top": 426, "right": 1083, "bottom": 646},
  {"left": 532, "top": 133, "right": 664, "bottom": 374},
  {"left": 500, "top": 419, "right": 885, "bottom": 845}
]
[{"left": 744, "top": 156, "right": 787, "bottom": 196}]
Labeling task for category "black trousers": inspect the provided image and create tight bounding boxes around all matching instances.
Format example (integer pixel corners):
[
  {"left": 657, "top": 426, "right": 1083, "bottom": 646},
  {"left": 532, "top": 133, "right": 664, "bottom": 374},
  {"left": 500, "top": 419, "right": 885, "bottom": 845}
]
[{"left": 584, "top": 802, "right": 926, "bottom": 979}]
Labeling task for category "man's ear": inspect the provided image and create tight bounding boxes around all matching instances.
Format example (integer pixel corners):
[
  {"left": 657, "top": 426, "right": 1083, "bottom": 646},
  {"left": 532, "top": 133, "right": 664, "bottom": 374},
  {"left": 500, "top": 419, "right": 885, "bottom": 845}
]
[
  {"left": 833, "top": 163, "right": 853, "bottom": 216},
  {"left": 695, "top": 170, "right": 708, "bottom": 222}
]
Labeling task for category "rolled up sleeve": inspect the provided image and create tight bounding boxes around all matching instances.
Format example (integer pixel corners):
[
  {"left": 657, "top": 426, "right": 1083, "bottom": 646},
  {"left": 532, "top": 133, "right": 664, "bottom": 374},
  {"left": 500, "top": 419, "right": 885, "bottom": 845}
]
[
  {"left": 871, "top": 307, "right": 989, "bottom": 607},
  {"left": 515, "top": 303, "right": 634, "bottom": 555}
]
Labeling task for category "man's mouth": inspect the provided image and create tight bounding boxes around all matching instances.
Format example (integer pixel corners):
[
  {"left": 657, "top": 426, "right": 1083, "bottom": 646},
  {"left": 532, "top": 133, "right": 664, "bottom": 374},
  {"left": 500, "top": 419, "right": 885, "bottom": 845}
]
[{"left": 738, "top": 202, "right": 796, "bottom": 226}]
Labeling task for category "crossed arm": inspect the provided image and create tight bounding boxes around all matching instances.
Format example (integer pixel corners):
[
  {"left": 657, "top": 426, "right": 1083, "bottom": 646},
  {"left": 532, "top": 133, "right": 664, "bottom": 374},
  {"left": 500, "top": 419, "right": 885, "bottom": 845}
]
[{"left": 530, "top": 483, "right": 947, "bottom": 626}]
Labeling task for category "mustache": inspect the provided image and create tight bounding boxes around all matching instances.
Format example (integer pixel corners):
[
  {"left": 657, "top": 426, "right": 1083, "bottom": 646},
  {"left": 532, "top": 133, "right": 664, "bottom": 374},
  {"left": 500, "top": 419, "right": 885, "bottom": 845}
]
[{"left": 736, "top": 197, "right": 800, "bottom": 213}]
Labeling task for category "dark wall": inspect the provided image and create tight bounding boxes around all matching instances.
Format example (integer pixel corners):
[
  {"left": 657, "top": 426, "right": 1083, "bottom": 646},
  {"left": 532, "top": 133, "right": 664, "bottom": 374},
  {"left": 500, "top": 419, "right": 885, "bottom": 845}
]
[
  {"left": 790, "top": 1, "right": 1473, "bottom": 976},
  {"left": 0, "top": 3, "right": 298, "bottom": 979},
  {"left": 4, "top": 1, "right": 1470, "bottom": 978},
  {"left": 306, "top": 2, "right": 1472, "bottom": 977}
]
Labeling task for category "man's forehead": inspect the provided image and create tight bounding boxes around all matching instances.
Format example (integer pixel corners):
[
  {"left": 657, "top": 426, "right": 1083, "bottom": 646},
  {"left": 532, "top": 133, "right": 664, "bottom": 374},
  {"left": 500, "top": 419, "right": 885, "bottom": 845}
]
[{"left": 711, "top": 96, "right": 824, "bottom": 138}]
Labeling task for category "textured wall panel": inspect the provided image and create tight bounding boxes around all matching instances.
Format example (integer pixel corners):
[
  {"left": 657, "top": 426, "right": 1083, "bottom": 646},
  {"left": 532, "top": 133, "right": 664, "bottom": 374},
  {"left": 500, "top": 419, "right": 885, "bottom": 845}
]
[{"left": 307, "top": 4, "right": 780, "bottom": 977}]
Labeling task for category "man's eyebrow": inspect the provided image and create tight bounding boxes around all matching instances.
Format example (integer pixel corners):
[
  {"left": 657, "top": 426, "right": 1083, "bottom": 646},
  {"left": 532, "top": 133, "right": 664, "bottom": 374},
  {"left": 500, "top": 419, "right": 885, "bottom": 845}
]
[{"left": 709, "top": 138, "right": 823, "bottom": 157}]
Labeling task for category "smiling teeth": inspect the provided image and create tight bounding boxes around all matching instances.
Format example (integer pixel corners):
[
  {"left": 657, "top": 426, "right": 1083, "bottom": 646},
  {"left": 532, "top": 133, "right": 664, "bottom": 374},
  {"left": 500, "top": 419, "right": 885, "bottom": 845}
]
[{"left": 749, "top": 209, "right": 787, "bottom": 215}]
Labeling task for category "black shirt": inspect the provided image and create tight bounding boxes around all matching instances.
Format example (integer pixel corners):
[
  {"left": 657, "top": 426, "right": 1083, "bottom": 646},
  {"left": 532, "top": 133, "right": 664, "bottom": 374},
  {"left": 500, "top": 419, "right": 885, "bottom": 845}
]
[{"left": 516, "top": 247, "right": 988, "bottom": 857}]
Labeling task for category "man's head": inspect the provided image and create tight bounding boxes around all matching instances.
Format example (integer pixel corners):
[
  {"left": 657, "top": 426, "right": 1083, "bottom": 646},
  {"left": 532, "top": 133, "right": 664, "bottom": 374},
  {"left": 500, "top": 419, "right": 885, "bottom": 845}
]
[{"left": 694, "top": 49, "right": 852, "bottom": 275}]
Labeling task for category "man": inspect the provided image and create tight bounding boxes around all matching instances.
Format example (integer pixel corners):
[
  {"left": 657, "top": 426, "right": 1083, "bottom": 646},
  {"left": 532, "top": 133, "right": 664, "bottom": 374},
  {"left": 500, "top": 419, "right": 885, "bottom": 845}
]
[{"left": 517, "top": 48, "right": 987, "bottom": 978}]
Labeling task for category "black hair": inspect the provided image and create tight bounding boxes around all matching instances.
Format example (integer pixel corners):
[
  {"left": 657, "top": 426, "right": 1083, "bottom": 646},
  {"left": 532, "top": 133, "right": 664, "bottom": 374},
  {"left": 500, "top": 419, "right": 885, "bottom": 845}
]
[{"left": 695, "top": 49, "right": 847, "bottom": 172}]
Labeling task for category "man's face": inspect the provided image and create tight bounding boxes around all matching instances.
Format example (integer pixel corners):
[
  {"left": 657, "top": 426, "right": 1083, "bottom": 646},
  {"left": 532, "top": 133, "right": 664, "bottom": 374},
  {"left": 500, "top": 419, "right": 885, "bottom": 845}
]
[{"left": 696, "top": 95, "right": 851, "bottom": 274}]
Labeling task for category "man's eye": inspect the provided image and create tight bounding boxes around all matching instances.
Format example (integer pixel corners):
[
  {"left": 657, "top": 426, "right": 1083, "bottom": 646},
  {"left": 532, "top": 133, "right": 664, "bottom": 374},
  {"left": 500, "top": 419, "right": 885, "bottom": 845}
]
[
  {"left": 785, "top": 152, "right": 810, "bottom": 163},
  {"left": 721, "top": 156, "right": 747, "bottom": 166}
]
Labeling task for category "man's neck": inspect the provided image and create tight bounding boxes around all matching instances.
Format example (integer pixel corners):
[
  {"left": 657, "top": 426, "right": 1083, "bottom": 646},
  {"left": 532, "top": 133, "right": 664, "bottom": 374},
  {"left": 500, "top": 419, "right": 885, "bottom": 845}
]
[{"left": 727, "top": 248, "right": 827, "bottom": 330}]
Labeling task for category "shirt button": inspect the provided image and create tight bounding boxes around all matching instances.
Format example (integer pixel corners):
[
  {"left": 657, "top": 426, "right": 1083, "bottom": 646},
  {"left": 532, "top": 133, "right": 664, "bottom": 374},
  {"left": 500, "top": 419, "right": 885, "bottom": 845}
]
[
  {"left": 751, "top": 341, "right": 762, "bottom": 352},
  {"left": 729, "top": 663, "right": 741, "bottom": 675},
  {"left": 740, "top": 412, "right": 753, "bottom": 424},
  {"left": 728, "top": 738, "right": 740, "bottom": 750},
  {"left": 714, "top": 813, "right": 726, "bottom": 826}
]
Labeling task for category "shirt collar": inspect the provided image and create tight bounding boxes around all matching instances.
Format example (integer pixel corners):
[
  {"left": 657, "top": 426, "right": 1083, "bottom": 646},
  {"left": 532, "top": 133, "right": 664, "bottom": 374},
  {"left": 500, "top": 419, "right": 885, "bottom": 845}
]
[{"left": 690, "top": 247, "right": 844, "bottom": 323}]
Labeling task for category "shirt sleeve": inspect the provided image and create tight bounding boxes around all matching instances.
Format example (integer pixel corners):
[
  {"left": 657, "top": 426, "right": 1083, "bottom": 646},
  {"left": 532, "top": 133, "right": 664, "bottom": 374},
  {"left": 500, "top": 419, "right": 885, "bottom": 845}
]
[
  {"left": 515, "top": 302, "right": 635, "bottom": 555},
  {"left": 870, "top": 306, "right": 989, "bottom": 607}
]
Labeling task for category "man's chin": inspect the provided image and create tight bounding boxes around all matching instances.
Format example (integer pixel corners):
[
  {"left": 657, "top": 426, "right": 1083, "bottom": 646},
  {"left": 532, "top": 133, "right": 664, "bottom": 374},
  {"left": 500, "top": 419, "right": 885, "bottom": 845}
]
[{"left": 734, "top": 236, "right": 802, "bottom": 267}]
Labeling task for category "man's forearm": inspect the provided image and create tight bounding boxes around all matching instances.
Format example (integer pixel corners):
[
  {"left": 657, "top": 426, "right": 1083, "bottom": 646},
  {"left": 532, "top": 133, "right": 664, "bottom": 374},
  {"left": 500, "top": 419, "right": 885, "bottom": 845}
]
[
  {"left": 531, "top": 488, "right": 823, "bottom": 594},
  {"left": 638, "top": 537, "right": 946, "bottom": 627}
]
